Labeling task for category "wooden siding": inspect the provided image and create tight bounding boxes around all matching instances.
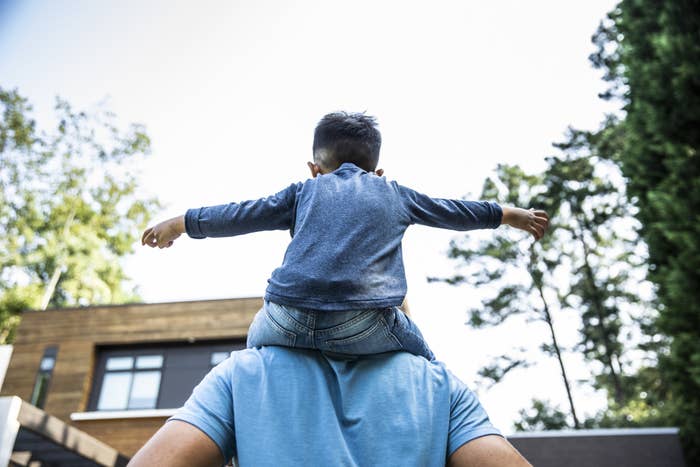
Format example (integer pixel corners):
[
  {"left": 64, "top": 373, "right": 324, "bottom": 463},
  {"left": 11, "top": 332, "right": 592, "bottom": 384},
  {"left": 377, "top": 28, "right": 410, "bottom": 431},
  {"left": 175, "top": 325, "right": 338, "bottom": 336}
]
[
  {"left": 1, "top": 297, "right": 260, "bottom": 456},
  {"left": 72, "top": 417, "right": 170, "bottom": 457}
]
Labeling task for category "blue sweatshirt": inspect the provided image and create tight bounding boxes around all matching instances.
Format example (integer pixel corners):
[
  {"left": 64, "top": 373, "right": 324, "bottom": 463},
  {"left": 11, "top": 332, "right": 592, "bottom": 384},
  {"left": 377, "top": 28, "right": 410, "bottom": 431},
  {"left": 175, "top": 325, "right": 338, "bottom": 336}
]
[{"left": 185, "top": 163, "right": 502, "bottom": 311}]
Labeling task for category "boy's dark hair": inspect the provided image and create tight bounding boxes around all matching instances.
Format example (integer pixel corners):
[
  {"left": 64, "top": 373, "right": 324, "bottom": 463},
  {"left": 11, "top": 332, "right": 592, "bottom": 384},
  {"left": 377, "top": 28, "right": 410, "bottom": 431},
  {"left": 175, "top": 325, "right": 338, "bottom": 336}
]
[{"left": 312, "top": 111, "right": 382, "bottom": 172}]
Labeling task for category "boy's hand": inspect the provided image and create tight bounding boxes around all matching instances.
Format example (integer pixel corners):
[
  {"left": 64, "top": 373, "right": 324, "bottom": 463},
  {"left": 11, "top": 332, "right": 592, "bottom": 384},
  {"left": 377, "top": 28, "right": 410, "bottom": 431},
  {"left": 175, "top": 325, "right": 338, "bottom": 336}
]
[
  {"left": 501, "top": 207, "right": 549, "bottom": 241},
  {"left": 142, "top": 215, "right": 186, "bottom": 249}
]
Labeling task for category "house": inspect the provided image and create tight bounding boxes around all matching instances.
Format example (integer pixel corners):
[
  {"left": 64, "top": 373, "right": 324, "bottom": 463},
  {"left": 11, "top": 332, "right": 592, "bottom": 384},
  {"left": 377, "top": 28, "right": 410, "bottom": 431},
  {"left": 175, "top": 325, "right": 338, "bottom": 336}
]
[
  {"left": 0, "top": 297, "right": 258, "bottom": 463},
  {"left": 0, "top": 297, "right": 687, "bottom": 466}
]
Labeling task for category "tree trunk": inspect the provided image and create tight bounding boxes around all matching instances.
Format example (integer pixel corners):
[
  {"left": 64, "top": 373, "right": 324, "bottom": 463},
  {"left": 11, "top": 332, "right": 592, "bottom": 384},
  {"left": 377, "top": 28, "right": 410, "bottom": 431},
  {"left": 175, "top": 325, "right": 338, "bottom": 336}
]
[
  {"left": 531, "top": 249, "right": 581, "bottom": 429},
  {"left": 40, "top": 210, "right": 75, "bottom": 310},
  {"left": 575, "top": 220, "right": 626, "bottom": 405}
]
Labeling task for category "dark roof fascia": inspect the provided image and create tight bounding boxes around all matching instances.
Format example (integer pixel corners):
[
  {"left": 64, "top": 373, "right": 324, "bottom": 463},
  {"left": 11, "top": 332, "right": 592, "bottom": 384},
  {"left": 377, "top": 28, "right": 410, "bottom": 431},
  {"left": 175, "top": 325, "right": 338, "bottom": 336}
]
[{"left": 508, "top": 427, "right": 680, "bottom": 438}]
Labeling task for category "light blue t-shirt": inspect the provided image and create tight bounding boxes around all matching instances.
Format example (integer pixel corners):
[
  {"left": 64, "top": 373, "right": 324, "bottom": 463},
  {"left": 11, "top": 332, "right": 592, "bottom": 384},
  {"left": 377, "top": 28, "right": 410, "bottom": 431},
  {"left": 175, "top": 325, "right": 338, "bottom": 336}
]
[
  {"left": 185, "top": 163, "right": 502, "bottom": 311},
  {"left": 170, "top": 347, "right": 501, "bottom": 466}
]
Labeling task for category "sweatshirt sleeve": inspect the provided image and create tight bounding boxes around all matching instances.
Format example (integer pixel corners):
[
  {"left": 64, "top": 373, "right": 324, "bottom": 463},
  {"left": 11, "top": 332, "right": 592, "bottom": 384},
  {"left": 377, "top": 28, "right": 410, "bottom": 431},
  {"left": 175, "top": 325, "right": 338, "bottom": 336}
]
[
  {"left": 397, "top": 184, "right": 502, "bottom": 230},
  {"left": 185, "top": 183, "right": 300, "bottom": 239}
]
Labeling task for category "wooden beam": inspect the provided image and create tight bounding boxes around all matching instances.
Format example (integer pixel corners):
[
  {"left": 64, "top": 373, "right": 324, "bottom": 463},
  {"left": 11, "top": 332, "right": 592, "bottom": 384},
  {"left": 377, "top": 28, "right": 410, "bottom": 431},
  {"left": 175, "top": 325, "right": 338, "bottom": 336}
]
[{"left": 15, "top": 397, "right": 127, "bottom": 466}]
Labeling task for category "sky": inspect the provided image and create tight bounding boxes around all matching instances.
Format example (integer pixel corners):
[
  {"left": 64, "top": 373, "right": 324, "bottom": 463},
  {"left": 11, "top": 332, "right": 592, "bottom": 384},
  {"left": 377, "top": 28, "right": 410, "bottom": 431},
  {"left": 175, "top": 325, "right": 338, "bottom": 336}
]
[{"left": 1, "top": 0, "right": 620, "bottom": 432}]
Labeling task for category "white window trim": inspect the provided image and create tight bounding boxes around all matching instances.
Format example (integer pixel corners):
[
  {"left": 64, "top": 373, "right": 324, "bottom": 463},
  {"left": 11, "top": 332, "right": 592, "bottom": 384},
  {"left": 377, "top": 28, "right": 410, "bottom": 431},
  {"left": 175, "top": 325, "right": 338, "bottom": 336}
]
[{"left": 70, "top": 408, "right": 179, "bottom": 421}]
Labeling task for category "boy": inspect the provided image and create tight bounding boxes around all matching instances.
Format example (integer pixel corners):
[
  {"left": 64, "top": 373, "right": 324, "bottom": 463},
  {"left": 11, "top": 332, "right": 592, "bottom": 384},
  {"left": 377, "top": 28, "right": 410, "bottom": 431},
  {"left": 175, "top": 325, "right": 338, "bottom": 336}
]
[{"left": 142, "top": 112, "right": 548, "bottom": 360}]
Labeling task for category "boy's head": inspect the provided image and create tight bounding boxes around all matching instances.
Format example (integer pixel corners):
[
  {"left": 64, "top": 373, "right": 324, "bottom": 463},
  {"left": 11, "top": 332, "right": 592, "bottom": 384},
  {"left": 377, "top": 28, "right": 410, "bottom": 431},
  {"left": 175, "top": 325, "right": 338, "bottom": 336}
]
[{"left": 311, "top": 111, "right": 382, "bottom": 173}]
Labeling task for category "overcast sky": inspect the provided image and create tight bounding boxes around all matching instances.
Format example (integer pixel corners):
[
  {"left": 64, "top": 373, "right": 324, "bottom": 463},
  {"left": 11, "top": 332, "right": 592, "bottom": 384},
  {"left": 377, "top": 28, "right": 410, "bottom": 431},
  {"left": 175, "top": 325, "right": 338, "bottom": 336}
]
[{"left": 1, "top": 0, "right": 620, "bottom": 432}]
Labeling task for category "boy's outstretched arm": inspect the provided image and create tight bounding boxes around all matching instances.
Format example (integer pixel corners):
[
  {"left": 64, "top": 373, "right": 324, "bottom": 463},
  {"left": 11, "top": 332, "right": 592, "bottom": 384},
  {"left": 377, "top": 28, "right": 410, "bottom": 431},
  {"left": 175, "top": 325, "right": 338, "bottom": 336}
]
[
  {"left": 501, "top": 207, "right": 549, "bottom": 240},
  {"left": 142, "top": 215, "right": 186, "bottom": 248}
]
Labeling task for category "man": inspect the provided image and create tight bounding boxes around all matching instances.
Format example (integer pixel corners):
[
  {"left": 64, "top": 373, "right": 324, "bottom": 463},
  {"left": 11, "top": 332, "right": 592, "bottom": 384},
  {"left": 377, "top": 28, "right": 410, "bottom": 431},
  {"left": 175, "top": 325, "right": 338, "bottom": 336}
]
[{"left": 128, "top": 347, "right": 531, "bottom": 467}]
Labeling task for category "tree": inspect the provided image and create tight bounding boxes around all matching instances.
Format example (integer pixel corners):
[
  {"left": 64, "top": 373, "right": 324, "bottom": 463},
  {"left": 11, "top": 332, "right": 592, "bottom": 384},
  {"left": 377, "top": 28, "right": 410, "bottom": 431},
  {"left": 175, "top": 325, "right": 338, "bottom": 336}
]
[
  {"left": 544, "top": 124, "right": 669, "bottom": 430},
  {"left": 514, "top": 399, "right": 571, "bottom": 432},
  {"left": 434, "top": 129, "right": 657, "bottom": 431},
  {"left": 431, "top": 164, "right": 582, "bottom": 429},
  {"left": 591, "top": 2, "right": 700, "bottom": 463},
  {"left": 546, "top": 125, "right": 651, "bottom": 408},
  {"left": 0, "top": 87, "right": 160, "bottom": 343}
]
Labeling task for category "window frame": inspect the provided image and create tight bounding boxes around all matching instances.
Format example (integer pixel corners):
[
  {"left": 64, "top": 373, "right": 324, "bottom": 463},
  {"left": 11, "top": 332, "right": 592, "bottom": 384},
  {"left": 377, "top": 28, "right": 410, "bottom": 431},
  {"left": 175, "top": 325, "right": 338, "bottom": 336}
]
[
  {"left": 90, "top": 347, "right": 166, "bottom": 412},
  {"left": 30, "top": 346, "right": 58, "bottom": 409}
]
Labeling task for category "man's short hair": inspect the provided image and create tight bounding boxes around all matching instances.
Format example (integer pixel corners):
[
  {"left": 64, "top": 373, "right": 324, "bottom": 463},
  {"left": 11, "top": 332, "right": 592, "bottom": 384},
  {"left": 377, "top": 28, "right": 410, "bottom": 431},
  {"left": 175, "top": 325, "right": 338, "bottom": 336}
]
[{"left": 312, "top": 111, "right": 382, "bottom": 172}]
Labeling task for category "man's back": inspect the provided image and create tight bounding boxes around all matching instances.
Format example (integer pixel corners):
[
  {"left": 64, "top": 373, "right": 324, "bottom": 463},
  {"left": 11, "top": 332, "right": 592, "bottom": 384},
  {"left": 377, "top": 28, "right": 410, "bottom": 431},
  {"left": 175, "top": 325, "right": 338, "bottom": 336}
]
[{"left": 171, "top": 347, "right": 500, "bottom": 466}]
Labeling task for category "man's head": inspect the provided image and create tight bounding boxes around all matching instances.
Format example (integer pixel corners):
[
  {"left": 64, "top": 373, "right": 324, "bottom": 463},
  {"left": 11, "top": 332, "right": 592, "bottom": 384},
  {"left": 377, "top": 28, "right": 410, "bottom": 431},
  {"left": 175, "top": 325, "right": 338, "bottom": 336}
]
[{"left": 311, "top": 111, "right": 382, "bottom": 174}]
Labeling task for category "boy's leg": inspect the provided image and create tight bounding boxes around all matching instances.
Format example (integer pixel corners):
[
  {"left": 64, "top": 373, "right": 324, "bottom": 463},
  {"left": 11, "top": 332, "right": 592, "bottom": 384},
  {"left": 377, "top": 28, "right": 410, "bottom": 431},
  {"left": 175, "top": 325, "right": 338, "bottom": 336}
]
[
  {"left": 128, "top": 420, "right": 224, "bottom": 467},
  {"left": 386, "top": 307, "right": 436, "bottom": 360},
  {"left": 246, "top": 301, "right": 306, "bottom": 348}
]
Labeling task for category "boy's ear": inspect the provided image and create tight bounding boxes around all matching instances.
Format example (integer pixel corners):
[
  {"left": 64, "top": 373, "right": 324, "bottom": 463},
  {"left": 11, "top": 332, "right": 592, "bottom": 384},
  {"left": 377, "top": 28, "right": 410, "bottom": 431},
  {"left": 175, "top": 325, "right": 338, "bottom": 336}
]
[
  {"left": 374, "top": 168, "right": 384, "bottom": 177},
  {"left": 307, "top": 161, "right": 322, "bottom": 178}
]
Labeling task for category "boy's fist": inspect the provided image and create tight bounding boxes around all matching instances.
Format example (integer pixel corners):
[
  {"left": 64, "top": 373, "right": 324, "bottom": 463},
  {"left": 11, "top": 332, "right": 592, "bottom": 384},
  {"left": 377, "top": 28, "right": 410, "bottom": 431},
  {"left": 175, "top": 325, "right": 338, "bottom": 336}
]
[
  {"left": 502, "top": 207, "right": 549, "bottom": 241},
  {"left": 142, "top": 215, "right": 186, "bottom": 248}
]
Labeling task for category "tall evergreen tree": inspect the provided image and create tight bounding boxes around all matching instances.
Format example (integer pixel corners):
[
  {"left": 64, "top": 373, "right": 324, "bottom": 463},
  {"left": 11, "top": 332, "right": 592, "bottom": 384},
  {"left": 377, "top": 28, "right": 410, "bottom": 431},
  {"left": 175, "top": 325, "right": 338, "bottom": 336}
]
[
  {"left": 591, "top": 2, "right": 700, "bottom": 462},
  {"left": 0, "top": 87, "right": 160, "bottom": 342}
]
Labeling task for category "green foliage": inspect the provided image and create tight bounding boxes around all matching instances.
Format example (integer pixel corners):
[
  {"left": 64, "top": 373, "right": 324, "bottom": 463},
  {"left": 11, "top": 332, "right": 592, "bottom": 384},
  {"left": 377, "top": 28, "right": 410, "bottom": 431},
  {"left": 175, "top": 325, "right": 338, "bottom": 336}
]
[
  {"left": 477, "top": 352, "right": 531, "bottom": 388},
  {"left": 0, "top": 87, "right": 160, "bottom": 343},
  {"left": 545, "top": 125, "right": 652, "bottom": 408},
  {"left": 431, "top": 163, "right": 581, "bottom": 429},
  {"left": 592, "top": 1, "right": 700, "bottom": 463},
  {"left": 531, "top": 124, "right": 659, "bottom": 430},
  {"left": 434, "top": 126, "right": 657, "bottom": 431},
  {"left": 594, "top": 366, "right": 670, "bottom": 428},
  {"left": 514, "top": 399, "right": 571, "bottom": 432}
]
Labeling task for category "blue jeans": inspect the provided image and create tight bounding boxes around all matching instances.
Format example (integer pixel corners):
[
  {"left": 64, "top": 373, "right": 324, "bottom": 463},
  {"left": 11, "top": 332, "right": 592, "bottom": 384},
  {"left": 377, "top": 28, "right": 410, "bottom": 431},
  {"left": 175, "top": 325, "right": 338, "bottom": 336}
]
[{"left": 247, "top": 301, "right": 435, "bottom": 360}]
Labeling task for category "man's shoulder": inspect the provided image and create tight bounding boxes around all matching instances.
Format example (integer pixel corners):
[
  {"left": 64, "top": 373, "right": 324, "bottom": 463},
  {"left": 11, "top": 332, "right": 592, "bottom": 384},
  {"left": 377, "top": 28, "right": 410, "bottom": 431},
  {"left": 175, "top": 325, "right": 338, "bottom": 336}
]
[{"left": 231, "top": 347, "right": 457, "bottom": 388}]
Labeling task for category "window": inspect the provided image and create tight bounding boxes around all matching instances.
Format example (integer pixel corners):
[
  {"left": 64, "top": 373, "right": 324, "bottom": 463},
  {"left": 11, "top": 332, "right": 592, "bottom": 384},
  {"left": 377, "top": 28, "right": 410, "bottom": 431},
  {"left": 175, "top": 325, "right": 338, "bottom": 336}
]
[
  {"left": 89, "top": 340, "right": 244, "bottom": 411},
  {"left": 97, "top": 354, "right": 163, "bottom": 410},
  {"left": 30, "top": 346, "right": 58, "bottom": 409}
]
